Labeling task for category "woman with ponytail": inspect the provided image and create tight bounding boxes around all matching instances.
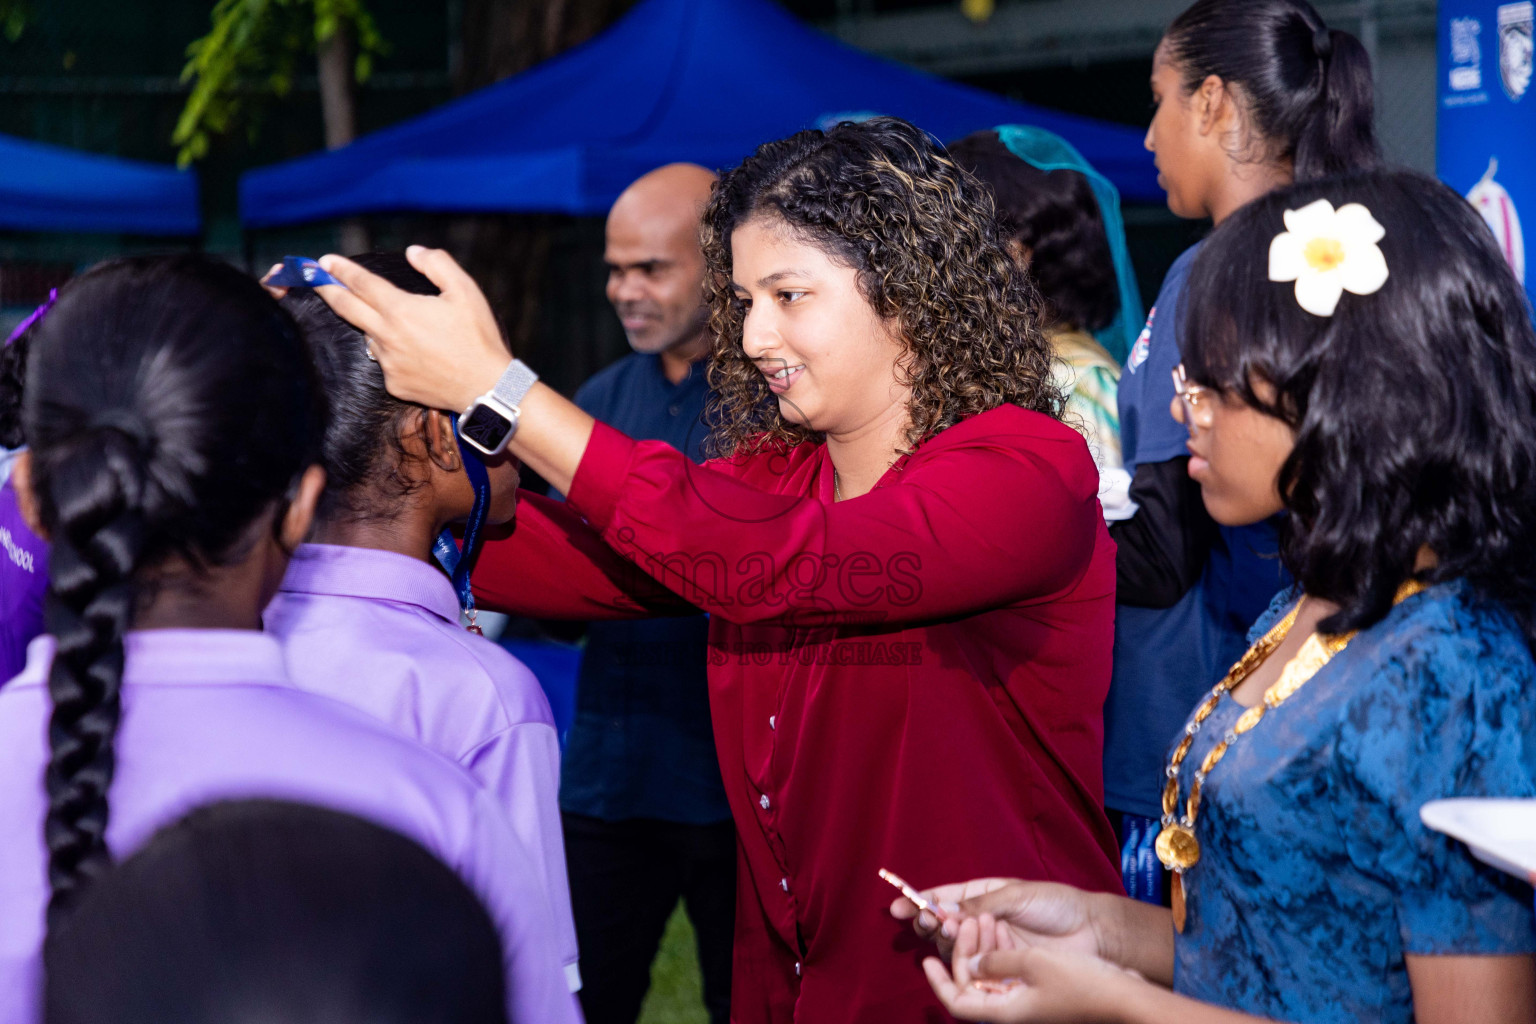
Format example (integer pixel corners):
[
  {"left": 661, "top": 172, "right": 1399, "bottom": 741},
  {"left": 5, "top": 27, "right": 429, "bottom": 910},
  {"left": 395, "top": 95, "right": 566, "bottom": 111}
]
[
  {"left": 0, "top": 255, "right": 578, "bottom": 1024},
  {"left": 1103, "top": 0, "right": 1379, "bottom": 901}
]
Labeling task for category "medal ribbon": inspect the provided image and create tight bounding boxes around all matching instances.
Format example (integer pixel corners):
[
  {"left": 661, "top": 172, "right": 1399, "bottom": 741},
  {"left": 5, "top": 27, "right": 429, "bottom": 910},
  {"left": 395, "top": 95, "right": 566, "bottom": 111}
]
[{"left": 432, "top": 413, "right": 492, "bottom": 631}]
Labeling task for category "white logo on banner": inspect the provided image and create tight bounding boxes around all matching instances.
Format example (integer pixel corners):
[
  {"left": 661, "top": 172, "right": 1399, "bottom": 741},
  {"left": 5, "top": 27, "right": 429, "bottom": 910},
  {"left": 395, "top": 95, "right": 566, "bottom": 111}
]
[
  {"left": 1498, "top": 1, "right": 1534, "bottom": 100},
  {"left": 1451, "top": 17, "right": 1484, "bottom": 90}
]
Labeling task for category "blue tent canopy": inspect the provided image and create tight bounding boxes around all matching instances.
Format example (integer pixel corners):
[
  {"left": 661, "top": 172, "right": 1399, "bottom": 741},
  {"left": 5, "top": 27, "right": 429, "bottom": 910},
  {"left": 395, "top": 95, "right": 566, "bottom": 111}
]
[
  {"left": 0, "top": 133, "right": 199, "bottom": 235},
  {"left": 241, "top": 0, "right": 1157, "bottom": 227}
]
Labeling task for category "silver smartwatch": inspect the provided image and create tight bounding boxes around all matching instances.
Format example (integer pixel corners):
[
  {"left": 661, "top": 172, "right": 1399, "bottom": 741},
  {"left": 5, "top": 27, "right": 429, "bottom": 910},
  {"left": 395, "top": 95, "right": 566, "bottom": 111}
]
[{"left": 458, "top": 359, "right": 539, "bottom": 456}]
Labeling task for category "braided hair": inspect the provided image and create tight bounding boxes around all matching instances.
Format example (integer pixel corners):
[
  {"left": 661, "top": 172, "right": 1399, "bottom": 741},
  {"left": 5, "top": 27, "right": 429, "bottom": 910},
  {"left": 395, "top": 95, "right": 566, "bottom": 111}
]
[{"left": 21, "top": 255, "right": 324, "bottom": 925}]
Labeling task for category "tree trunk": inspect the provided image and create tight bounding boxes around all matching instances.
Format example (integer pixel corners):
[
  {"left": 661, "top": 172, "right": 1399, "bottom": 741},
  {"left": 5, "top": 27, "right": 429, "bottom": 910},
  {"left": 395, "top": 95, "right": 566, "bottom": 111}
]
[
  {"left": 446, "top": 0, "right": 637, "bottom": 377},
  {"left": 317, "top": 23, "right": 370, "bottom": 254}
]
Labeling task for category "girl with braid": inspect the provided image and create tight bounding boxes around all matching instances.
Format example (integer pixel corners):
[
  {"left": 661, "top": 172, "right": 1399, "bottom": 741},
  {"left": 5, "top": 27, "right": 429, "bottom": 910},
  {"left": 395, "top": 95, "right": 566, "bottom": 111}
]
[{"left": 0, "top": 255, "right": 579, "bottom": 1024}]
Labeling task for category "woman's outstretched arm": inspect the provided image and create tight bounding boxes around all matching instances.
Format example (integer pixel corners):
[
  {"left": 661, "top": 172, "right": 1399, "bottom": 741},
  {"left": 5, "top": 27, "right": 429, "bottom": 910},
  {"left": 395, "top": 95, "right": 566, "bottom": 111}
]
[
  {"left": 315, "top": 247, "right": 1104, "bottom": 629},
  {"left": 472, "top": 492, "right": 698, "bottom": 621}
]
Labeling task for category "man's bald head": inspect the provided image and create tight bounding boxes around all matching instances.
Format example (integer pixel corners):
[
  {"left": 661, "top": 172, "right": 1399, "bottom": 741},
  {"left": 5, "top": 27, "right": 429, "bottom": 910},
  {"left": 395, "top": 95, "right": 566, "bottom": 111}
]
[
  {"left": 604, "top": 163, "right": 717, "bottom": 356},
  {"left": 610, "top": 163, "right": 716, "bottom": 224}
]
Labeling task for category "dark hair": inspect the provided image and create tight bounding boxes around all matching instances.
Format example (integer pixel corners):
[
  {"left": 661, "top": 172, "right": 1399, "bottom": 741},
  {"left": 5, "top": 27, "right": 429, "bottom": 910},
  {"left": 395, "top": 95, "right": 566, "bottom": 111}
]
[
  {"left": 281, "top": 253, "right": 442, "bottom": 524},
  {"left": 21, "top": 255, "right": 323, "bottom": 925},
  {"left": 947, "top": 129, "right": 1119, "bottom": 333},
  {"left": 1182, "top": 168, "right": 1536, "bottom": 642},
  {"left": 44, "top": 799, "right": 507, "bottom": 1024},
  {"left": 700, "top": 116, "right": 1062, "bottom": 457},
  {"left": 1163, "top": 0, "right": 1379, "bottom": 180},
  {"left": 1, "top": 330, "right": 31, "bottom": 450}
]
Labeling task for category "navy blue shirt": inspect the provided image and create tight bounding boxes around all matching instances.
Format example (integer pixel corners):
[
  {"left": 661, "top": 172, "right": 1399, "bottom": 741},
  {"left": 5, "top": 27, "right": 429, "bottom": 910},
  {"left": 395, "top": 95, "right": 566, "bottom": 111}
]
[
  {"left": 558, "top": 353, "right": 732, "bottom": 824},
  {"left": 1103, "top": 244, "right": 1289, "bottom": 819}
]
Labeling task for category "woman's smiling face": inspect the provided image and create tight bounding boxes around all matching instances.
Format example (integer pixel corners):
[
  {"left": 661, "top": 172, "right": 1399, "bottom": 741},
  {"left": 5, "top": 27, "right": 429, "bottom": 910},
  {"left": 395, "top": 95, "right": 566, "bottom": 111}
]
[{"left": 729, "top": 215, "right": 910, "bottom": 435}]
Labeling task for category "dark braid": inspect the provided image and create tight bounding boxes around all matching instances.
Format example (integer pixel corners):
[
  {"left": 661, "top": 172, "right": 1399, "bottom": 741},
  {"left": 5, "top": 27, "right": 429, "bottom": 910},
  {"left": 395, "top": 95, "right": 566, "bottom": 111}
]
[
  {"left": 22, "top": 255, "right": 324, "bottom": 925},
  {"left": 41, "top": 430, "right": 146, "bottom": 920}
]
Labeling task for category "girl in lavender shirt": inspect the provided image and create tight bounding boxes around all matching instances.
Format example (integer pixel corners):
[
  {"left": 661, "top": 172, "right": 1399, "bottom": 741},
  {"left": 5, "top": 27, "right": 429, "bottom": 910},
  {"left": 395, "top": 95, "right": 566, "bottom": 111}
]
[
  {"left": 0, "top": 255, "right": 578, "bottom": 1024},
  {"left": 264, "top": 254, "right": 579, "bottom": 990}
]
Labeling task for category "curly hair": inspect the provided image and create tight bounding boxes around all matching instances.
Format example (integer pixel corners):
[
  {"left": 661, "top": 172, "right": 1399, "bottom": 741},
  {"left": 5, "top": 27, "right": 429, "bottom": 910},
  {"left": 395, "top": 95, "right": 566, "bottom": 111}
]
[
  {"left": 699, "top": 117, "right": 1063, "bottom": 458},
  {"left": 1183, "top": 168, "right": 1536, "bottom": 645}
]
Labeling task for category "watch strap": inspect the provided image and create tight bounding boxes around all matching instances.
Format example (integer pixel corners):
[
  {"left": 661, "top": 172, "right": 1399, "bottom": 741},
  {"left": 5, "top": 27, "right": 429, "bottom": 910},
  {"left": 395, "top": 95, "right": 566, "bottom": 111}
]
[{"left": 490, "top": 358, "right": 539, "bottom": 410}]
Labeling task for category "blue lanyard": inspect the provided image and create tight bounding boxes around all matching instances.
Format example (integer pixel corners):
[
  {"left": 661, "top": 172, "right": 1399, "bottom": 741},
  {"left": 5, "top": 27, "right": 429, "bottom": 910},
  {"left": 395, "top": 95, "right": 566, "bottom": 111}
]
[{"left": 432, "top": 413, "right": 491, "bottom": 634}]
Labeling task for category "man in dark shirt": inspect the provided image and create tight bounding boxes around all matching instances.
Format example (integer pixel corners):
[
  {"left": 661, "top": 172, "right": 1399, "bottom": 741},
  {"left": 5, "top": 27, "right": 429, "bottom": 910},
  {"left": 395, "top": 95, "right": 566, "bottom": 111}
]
[{"left": 561, "top": 163, "right": 734, "bottom": 1024}]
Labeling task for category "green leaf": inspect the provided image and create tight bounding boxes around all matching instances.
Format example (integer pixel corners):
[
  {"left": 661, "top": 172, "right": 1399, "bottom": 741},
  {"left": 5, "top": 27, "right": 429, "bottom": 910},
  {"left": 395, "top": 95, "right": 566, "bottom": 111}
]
[{"left": 171, "top": 0, "right": 390, "bottom": 161}]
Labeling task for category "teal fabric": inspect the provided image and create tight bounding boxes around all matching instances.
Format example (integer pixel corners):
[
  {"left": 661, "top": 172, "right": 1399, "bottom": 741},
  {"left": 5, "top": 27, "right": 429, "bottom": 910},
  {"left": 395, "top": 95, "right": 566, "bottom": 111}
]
[{"left": 995, "top": 124, "right": 1144, "bottom": 364}]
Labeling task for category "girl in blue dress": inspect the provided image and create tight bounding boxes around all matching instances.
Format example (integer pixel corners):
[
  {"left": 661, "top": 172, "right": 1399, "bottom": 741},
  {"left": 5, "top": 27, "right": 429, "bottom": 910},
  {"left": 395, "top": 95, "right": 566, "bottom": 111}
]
[{"left": 898, "top": 169, "right": 1536, "bottom": 1021}]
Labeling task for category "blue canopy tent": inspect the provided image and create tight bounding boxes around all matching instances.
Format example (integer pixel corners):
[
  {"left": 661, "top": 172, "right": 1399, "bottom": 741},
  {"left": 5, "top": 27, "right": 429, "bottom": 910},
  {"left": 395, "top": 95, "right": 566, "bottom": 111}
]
[
  {"left": 0, "top": 133, "right": 199, "bottom": 235},
  {"left": 241, "top": 0, "right": 1157, "bottom": 227}
]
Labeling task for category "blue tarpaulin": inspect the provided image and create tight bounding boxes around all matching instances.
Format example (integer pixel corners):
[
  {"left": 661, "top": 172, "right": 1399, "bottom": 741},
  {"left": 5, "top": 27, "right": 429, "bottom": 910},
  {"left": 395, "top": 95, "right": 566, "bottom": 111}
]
[
  {"left": 241, "top": 0, "right": 1158, "bottom": 227},
  {"left": 0, "top": 133, "right": 199, "bottom": 235}
]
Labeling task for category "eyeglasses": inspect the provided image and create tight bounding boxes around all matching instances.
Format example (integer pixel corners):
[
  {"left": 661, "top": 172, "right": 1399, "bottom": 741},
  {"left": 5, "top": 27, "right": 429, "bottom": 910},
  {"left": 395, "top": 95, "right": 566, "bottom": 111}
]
[{"left": 1172, "top": 363, "right": 1213, "bottom": 425}]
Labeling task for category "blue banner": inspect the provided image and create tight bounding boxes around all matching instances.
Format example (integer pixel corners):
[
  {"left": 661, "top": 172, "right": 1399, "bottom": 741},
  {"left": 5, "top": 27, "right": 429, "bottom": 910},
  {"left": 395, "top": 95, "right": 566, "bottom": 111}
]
[{"left": 1440, "top": 0, "right": 1533, "bottom": 299}]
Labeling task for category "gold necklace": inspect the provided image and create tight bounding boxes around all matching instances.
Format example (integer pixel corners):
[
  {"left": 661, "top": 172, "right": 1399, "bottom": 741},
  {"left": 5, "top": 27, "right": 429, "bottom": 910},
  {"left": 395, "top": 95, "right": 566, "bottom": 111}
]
[
  {"left": 834, "top": 470, "right": 842, "bottom": 501},
  {"left": 1157, "top": 579, "right": 1427, "bottom": 932}
]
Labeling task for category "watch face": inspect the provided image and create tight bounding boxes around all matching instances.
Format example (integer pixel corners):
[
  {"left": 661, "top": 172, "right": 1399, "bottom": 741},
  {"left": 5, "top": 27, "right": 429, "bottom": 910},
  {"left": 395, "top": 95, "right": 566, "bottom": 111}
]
[{"left": 460, "top": 402, "right": 514, "bottom": 454}]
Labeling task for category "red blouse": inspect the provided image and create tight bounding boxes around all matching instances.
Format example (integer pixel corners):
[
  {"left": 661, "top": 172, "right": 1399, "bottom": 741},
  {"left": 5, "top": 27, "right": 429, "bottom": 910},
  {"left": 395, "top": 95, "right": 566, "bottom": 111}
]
[{"left": 474, "top": 404, "right": 1123, "bottom": 1024}]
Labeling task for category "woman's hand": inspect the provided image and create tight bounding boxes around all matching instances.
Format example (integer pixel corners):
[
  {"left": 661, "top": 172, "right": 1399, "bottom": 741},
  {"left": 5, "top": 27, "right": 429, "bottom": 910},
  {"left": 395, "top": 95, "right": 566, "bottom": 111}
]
[
  {"left": 891, "top": 877, "right": 1011, "bottom": 959},
  {"left": 894, "top": 878, "right": 1175, "bottom": 986},
  {"left": 922, "top": 941, "right": 1145, "bottom": 1024},
  {"left": 892, "top": 879, "right": 1103, "bottom": 964},
  {"left": 314, "top": 246, "right": 511, "bottom": 413}
]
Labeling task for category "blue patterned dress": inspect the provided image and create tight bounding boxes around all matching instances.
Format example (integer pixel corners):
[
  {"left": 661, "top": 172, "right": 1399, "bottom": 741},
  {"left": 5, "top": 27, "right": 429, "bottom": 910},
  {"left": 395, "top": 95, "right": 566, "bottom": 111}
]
[{"left": 1172, "top": 579, "right": 1536, "bottom": 1022}]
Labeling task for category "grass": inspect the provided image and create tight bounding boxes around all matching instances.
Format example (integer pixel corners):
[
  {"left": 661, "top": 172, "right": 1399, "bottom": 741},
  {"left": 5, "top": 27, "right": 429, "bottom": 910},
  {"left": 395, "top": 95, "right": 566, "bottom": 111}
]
[{"left": 636, "top": 900, "right": 711, "bottom": 1024}]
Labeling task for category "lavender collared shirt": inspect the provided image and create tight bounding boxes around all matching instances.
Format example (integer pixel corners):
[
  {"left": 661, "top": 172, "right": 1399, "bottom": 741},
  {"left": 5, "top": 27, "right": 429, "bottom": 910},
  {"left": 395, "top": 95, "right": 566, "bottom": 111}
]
[
  {"left": 0, "top": 630, "right": 581, "bottom": 1024},
  {"left": 264, "top": 543, "right": 578, "bottom": 988}
]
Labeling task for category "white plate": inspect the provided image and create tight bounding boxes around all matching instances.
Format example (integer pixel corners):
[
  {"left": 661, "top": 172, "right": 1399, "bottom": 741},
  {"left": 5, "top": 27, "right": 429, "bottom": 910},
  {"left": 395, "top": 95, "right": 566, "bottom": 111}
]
[{"left": 1420, "top": 798, "right": 1536, "bottom": 881}]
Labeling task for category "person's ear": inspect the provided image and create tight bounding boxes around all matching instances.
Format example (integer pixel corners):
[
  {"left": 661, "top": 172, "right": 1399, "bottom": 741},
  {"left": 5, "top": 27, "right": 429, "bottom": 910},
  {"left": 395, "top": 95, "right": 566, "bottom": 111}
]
[
  {"left": 9, "top": 452, "right": 47, "bottom": 541},
  {"left": 280, "top": 465, "right": 327, "bottom": 550},
  {"left": 1005, "top": 238, "right": 1032, "bottom": 273},
  {"left": 1194, "top": 74, "right": 1228, "bottom": 136},
  {"left": 425, "top": 409, "right": 463, "bottom": 473}
]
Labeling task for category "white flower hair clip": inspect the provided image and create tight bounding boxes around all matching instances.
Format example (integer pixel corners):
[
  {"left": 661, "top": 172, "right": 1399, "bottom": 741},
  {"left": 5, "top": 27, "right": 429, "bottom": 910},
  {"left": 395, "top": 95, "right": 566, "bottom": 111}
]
[{"left": 1267, "top": 198, "right": 1389, "bottom": 317}]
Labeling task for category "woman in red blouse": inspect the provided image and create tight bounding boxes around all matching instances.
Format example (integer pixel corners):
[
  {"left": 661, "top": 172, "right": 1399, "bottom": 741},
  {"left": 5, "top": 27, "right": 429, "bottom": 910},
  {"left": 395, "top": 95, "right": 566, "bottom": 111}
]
[{"left": 315, "top": 118, "right": 1123, "bottom": 1024}]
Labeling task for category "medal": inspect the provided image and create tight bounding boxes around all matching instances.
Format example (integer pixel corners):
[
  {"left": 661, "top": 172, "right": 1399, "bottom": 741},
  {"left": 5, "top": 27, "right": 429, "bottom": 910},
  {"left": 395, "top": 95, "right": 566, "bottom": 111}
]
[
  {"left": 1154, "top": 823, "right": 1200, "bottom": 871},
  {"left": 1171, "top": 871, "right": 1187, "bottom": 933}
]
